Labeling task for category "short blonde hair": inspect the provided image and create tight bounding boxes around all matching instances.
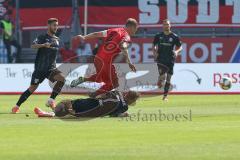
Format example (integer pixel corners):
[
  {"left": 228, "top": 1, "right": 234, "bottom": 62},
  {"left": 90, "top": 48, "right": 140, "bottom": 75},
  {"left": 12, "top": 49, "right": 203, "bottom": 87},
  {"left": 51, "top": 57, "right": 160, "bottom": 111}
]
[
  {"left": 126, "top": 18, "right": 138, "bottom": 27},
  {"left": 162, "top": 19, "right": 170, "bottom": 24}
]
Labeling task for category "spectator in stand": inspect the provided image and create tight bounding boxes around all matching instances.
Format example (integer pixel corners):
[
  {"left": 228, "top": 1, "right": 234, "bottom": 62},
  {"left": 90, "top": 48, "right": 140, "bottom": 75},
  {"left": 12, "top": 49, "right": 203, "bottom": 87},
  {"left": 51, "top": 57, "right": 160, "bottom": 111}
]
[
  {"left": 59, "top": 42, "right": 77, "bottom": 63},
  {"left": 0, "top": 14, "right": 21, "bottom": 63}
]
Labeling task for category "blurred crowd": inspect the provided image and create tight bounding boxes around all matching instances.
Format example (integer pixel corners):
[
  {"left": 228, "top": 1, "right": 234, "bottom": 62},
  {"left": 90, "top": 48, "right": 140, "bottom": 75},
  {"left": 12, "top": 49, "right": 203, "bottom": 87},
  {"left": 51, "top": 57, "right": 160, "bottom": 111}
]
[
  {"left": 0, "top": 14, "right": 21, "bottom": 63},
  {"left": 0, "top": 18, "right": 125, "bottom": 64}
]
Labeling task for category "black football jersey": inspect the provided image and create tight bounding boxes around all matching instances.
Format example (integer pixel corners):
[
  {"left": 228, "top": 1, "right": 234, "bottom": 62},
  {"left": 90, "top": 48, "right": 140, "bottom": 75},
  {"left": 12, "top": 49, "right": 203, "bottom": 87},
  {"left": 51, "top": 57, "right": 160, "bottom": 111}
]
[
  {"left": 153, "top": 32, "right": 182, "bottom": 64},
  {"left": 33, "top": 34, "right": 60, "bottom": 72}
]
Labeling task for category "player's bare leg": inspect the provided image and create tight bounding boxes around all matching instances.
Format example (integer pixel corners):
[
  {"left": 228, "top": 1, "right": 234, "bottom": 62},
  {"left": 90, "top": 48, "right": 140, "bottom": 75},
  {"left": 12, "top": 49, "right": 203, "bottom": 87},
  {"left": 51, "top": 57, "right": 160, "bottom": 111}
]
[
  {"left": 47, "top": 73, "right": 65, "bottom": 109},
  {"left": 163, "top": 74, "right": 172, "bottom": 101},
  {"left": 12, "top": 84, "right": 39, "bottom": 113},
  {"left": 157, "top": 64, "right": 168, "bottom": 89},
  {"left": 157, "top": 73, "right": 166, "bottom": 89},
  {"left": 47, "top": 73, "right": 66, "bottom": 109}
]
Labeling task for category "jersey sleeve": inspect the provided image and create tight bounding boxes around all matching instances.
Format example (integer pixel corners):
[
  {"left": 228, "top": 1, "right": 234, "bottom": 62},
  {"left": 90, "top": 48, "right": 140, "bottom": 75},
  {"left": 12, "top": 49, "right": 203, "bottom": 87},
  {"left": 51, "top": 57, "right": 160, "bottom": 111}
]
[
  {"left": 174, "top": 36, "right": 182, "bottom": 47},
  {"left": 153, "top": 34, "right": 159, "bottom": 46},
  {"left": 100, "top": 30, "right": 108, "bottom": 37},
  {"left": 32, "top": 35, "right": 45, "bottom": 45}
]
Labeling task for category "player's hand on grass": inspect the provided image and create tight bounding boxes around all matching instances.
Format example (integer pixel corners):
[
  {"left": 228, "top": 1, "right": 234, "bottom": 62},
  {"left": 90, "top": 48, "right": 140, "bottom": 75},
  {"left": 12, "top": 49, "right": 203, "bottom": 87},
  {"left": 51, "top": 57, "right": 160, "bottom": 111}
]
[{"left": 129, "top": 63, "right": 137, "bottom": 72}]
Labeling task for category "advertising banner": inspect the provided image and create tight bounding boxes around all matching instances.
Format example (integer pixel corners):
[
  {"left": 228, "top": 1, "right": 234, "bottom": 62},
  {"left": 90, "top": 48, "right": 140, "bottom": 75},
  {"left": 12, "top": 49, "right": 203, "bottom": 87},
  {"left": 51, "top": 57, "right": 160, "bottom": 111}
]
[
  {"left": 14, "top": 0, "right": 240, "bottom": 29},
  {"left": 81, "top": 37, "right": 240, "bottom": 63},
  {"left": 0, "top": 63, "right": 239, "bottom": 94}
]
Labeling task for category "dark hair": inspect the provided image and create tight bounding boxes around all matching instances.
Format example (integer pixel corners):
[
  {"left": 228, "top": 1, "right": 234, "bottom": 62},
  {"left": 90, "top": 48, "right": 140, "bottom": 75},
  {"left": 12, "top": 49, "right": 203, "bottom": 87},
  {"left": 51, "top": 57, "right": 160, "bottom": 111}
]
[
  {"left": 125, "top": 18, "right": 138, "bottom": 27},
  {"left": 48, "top": 18, "right": 58, "bottom": 25}
]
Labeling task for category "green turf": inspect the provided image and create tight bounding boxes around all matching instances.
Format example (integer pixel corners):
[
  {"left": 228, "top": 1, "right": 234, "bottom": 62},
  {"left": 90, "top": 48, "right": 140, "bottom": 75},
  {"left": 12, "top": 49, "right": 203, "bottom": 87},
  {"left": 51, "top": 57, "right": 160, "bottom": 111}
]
[{"left": 0, "top": 94, "right": 240, "bottom": 160}]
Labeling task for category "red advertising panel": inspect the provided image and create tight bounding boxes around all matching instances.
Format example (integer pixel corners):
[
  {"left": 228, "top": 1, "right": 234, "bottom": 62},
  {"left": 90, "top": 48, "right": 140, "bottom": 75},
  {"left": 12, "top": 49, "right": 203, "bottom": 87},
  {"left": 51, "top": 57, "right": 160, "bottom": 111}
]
[
  {"left": 82, "top": 37, "right": 240, "bottom": 63},
  {"left": 130, "top": 37, "right": 240, "bottom": 63},
  {"left": 11, "top": 0, "right": 240, "bottom": 29}
]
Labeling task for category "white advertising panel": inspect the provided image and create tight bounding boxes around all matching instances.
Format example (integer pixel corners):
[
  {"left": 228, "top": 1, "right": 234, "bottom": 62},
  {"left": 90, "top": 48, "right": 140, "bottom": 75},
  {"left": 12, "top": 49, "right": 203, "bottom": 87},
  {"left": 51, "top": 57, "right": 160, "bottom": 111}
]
[{"left": 0, "top": 64, "right": 239, "bottom": 94}]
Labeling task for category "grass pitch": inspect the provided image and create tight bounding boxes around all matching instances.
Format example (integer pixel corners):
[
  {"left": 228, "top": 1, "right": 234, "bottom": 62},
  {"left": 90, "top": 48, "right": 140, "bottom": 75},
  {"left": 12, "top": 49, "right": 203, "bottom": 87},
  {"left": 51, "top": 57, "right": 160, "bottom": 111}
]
[{"left": 0, "top": 94, "right": 240, "bottom": 160}]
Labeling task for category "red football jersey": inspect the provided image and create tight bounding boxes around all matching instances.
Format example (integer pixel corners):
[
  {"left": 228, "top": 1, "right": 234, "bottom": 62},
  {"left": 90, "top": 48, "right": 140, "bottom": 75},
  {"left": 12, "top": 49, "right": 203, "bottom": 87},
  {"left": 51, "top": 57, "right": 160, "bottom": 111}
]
[{"left": 97, "top": 28, "right": 131, "bottom": 61}]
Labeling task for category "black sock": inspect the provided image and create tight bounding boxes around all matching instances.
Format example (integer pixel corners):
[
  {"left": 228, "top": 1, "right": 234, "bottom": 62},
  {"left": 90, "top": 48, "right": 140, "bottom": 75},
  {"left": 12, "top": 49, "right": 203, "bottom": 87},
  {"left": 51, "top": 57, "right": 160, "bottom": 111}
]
[
  {"left": 50, "top": 92, "right": 58, "bottom": 100},
  {"left": 50, "top": 81, "right": 65, "bottom": 99},
  {"left": 164, "top": 82, "right": 171, "bottom": 96},
  {"left": 16, "top": 89, "right": 32, "bottom": 107}
]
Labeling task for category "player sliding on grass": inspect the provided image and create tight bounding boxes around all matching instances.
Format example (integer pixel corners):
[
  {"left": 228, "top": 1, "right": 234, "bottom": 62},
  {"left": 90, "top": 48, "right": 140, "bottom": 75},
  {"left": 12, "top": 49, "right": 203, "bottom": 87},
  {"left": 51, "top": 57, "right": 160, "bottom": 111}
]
[
  {"left": 70, "top": 18, "right": 138, "bottom": 98},
  {"left": 152, "top": 19, "right": 183, "bottom": 101},
  {"left": 34, "top": 90, "right": 140, "bottom": 118},
  {"left": 12, "top": 18, "right": 65, "bottom": 113}
]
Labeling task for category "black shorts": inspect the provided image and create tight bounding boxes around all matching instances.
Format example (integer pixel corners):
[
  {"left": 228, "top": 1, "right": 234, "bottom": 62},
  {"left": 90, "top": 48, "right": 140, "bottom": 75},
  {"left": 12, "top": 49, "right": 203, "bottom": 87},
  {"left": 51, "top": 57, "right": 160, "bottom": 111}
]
[
  {"left": 71, "top": 98, "right": 99, "bottom": 114},
  {"left": 30, "top": 68, "right": 62, "bottom": 85},
  {"left": 157, "top": 63, "right": 174, "bottom": 75}
]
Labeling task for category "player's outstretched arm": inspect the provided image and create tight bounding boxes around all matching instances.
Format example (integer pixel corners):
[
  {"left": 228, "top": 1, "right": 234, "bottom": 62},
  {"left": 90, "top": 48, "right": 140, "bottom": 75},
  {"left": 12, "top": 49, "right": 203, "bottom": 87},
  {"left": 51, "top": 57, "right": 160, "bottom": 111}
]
[{"left": 74, "top": 31, "right": 107, "bottom": 41}]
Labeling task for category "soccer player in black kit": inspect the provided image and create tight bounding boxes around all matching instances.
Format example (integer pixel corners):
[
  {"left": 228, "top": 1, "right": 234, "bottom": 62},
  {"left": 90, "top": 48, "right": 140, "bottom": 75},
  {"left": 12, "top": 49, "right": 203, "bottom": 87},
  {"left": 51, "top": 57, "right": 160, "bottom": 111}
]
[
  {"left": 152, "top": 19, "right": 183, "bottom": 101},
  {"left": 33, "top": 90, "right": 140, "bottom": 118},
  {"left": 12, "top": 18, "right": 66, "bottom": 113}
]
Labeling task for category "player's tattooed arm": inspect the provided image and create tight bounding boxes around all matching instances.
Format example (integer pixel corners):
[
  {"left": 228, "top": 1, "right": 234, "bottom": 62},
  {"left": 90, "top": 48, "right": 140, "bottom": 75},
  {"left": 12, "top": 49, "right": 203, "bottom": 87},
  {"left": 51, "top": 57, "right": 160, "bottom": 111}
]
[
  {"left": 121, "top": 42, "right": 136, "bottom": 72},
  {"left": 31, "top": 37, "right": 51, "bottom": 49},
  {"left": 74, "top": 30, "right": 107, "bottom": 41},
  {"left": 31, "top": 43, "right": 51, "bottom": 49}
]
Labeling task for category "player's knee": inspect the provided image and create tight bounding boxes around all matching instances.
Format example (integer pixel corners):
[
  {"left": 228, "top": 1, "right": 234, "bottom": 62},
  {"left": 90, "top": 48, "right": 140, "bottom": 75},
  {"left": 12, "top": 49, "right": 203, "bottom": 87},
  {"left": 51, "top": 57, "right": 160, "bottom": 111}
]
[
  {"left": 159, "top": 69, "right": 166, "bottom": 76},
  {"left": 159, "top": 74, "right": 166, "bottom": 81},
  {"left": 58, "top": 76, "right": 66, "bottom": 83}
]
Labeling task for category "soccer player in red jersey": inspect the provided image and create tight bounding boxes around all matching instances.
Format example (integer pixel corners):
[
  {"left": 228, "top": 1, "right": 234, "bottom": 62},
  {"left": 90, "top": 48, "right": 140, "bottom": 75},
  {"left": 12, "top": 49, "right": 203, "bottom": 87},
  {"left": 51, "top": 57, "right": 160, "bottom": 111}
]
[{"left": 70, "top": 18, "right": 138, "bottom": 98}]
